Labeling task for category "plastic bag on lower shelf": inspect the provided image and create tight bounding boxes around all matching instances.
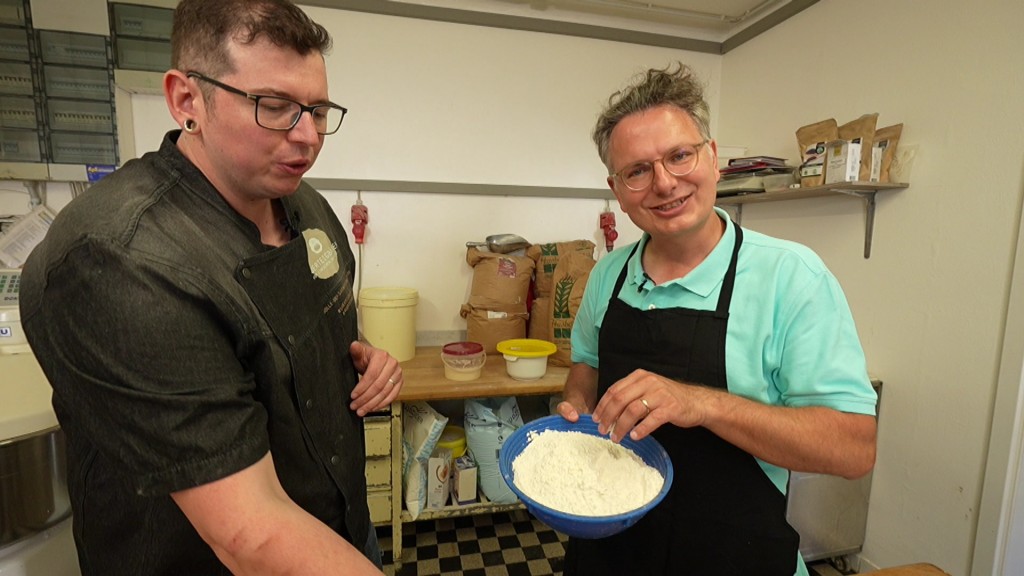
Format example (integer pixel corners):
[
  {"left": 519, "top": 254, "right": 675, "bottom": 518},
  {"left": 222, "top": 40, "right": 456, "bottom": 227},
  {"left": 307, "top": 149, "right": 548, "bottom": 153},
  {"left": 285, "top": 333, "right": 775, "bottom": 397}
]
[{"left": 465, "top": 396, "right": 523, "bottom": 504}]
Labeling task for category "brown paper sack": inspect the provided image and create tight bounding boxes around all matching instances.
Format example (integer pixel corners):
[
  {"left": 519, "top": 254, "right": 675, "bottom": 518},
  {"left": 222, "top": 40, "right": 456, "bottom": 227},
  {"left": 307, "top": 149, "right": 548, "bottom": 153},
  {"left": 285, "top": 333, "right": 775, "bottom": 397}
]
[
  {"left": 547, "top": 251, "right": 596, "bottom": 367},
  {"left": 460, "top": 303, "right": 527, "bottom": 355},
  {"left": 796, "top": 119, "right": 838, "bottom": 188},
  {"left": 526, "top": 240, "right": 595, "bottom": 298},
  {"left": 838, "top": 113, "right": 879, "bottom": 181},
  {"left": 527, "top": 297, "right": 551, "bottom": 341},
  {"left": 466, "top": 247, "right": 534, "bottom": 313},
  {"left": 872, "top": 123, "right": 903, "bottom": 183}
]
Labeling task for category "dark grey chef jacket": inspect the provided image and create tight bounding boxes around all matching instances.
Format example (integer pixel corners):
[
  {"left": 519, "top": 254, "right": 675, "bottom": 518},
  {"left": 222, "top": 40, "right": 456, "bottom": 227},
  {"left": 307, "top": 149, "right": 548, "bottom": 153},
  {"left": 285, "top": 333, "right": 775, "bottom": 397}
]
[{"left": 19, "top": 130, "right": 370, "bottom": 575}]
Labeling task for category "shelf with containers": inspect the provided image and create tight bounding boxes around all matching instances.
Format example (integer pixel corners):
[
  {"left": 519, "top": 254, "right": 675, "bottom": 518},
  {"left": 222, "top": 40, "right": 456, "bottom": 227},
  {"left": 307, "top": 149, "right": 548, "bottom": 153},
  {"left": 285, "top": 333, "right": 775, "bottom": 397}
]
[{"left": 377, "top": 347, "right": 568, "bottom": 568}]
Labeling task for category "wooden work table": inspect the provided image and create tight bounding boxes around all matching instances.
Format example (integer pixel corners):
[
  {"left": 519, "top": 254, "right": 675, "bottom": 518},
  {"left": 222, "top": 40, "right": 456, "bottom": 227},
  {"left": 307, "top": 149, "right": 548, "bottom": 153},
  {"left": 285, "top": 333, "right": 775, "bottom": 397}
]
[{"left": 373, "top": 346, "right": 567, "bottom": 568}]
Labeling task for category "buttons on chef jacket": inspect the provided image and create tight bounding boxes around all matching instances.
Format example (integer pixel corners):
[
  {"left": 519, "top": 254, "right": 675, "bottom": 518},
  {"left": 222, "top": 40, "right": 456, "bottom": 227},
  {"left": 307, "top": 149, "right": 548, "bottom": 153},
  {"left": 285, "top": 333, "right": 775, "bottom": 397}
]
[
  {"left": 288, "top": 335, "right": 296, "bottom": 346},
  {"left": 241, "top": 268, "right": 251, "bottom": 279},
  {"left": 305, "top": 399, "right": 313, "bottom": 409},
  {"left": 330, "top": 455, "right": 340, "bottom": 465}
]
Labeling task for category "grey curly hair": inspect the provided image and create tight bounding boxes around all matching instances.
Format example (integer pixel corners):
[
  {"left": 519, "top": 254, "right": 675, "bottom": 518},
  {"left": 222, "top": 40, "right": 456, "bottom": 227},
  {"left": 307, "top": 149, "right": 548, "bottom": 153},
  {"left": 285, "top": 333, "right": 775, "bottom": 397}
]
[{"left": 592, "top": 62, "right": 712, "bottom": 171}]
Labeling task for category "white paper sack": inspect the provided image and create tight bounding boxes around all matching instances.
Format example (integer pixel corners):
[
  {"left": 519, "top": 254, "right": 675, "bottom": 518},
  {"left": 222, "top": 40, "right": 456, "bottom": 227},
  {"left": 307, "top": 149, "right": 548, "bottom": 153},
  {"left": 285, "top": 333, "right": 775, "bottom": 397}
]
[{"left": 402, "top": 401, "right": 448, "bottom": 520}]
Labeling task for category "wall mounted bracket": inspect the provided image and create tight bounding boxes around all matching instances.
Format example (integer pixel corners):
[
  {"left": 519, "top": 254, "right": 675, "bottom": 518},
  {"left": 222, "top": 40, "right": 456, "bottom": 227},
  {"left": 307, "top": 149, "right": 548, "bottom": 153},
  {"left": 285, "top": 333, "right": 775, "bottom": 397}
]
[{"left": 717, "top": 182, "right": 907, "bottom": 258}]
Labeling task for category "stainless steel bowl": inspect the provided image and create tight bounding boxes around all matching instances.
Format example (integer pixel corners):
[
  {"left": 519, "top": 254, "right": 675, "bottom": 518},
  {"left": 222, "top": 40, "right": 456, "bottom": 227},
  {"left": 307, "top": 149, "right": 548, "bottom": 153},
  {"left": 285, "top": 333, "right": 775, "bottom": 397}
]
[{"left": 0, "top": 427, "right": 70, "bottom": 549}]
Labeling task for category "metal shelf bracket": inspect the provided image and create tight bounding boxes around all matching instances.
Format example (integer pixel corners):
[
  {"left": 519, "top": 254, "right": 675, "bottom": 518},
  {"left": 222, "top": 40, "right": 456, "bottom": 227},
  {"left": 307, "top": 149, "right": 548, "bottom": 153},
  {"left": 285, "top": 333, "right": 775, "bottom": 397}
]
[
  {"left": 717, "top": 183, "right": 905, "bottom": 259},
  {"left": 831, "top": 188, "right": 878, "bottom": 259}
]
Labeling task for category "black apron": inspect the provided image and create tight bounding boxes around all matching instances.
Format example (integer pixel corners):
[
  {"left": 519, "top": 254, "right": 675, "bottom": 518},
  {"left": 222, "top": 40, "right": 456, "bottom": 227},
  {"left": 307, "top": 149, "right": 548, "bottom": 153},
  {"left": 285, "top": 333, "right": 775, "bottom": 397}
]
[
  {"left": 564, "top": 226, "right": 800, "bottom": 576},
  {"left": 234, "top": 212, "right": 372, "bottom": 558}
]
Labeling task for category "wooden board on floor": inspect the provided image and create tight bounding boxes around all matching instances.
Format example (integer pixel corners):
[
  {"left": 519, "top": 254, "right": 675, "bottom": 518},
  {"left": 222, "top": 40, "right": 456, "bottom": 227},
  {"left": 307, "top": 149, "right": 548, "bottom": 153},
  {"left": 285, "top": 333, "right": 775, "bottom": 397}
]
[{"left": 861, "top": 563, "right": 950, "bottom": 575}]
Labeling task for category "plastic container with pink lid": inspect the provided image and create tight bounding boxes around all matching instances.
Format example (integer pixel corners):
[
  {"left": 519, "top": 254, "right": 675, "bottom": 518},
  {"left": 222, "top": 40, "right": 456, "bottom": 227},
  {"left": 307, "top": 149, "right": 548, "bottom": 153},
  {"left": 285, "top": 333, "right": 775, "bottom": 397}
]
[{"left": 441, "top": 341, "right": 486, "bottom": 381}]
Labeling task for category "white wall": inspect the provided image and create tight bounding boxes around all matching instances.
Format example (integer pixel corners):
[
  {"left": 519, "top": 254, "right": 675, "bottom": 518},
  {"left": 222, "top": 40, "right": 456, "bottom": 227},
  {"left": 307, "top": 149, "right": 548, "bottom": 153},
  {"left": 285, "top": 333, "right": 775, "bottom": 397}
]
[
  {"left": 0, "top": 184, "right": 75, "bottom": 231},
  {"left": 717, "top": 0, "right": 1024, "bottom": 573},
  {"left": 0, "top": 184, "right": 37, "bottom": 218},
  {"left": 308, "top": 7, "right": 721, "bottom": 335},
  {"left": 308, "top": 7, "right": 715, "bottom": 187},
  {"left": 128, "top": 7, "right": 720, "bottom": 338}
]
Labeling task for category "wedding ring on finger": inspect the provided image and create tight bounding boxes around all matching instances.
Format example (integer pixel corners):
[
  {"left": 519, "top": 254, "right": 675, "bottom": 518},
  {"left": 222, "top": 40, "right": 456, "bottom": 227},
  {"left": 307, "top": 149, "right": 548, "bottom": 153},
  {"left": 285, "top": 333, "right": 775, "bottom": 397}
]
[
  {"left": 640, "top": 398, "right": 651, "bottom": 418},
  {"left": 387, "top": 378, "right": 396, "bottom": 386}
]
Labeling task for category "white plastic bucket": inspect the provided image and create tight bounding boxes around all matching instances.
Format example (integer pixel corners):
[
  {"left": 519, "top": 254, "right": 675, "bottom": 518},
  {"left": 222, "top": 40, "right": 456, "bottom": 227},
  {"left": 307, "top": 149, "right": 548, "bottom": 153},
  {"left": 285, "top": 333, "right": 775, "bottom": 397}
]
[
  {"left": 359, "top": 287, "right": 418, "bottom": 362},
  {"left": 495, "top": 339, "right": 557, "bottom": 381}
]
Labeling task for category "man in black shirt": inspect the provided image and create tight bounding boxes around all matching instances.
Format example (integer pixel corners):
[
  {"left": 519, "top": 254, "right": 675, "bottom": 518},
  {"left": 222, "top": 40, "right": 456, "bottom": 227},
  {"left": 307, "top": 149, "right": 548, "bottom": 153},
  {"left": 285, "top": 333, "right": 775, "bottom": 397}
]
[{"left": 19, "top": 1, "right": 400, "bottom": 574}]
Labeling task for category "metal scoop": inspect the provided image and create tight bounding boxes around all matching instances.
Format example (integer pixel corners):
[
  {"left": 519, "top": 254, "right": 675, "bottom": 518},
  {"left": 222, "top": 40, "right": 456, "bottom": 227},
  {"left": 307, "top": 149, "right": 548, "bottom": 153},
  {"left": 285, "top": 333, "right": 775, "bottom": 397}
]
[{"left": 466, "top": 233, "right": 530, "bottom": 254}]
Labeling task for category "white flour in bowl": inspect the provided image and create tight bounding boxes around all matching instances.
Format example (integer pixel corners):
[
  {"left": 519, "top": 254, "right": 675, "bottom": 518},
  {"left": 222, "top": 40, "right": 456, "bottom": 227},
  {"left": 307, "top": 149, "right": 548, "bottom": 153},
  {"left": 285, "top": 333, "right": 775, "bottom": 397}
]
[{"left": 511, "top": 430, "right": 664, "bottom": 516}]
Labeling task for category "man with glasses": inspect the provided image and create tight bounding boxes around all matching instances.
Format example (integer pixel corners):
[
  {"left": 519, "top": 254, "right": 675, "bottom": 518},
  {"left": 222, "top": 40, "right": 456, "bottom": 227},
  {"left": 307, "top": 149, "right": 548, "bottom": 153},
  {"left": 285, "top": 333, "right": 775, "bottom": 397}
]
[
  {"left": 555, "top": 63, "right": 878, "bottom": 576},
  {"left": 20, "top": 1, "right": 396, "bottom": 574}
]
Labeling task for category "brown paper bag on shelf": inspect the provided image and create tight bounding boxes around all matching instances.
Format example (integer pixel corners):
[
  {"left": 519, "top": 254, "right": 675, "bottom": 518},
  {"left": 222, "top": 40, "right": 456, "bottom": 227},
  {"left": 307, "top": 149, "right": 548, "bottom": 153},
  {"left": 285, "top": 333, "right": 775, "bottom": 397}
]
[
  {"left": 460, "top": 303, "right": 527, "bottom": 354},
  {"left": 527, "top": 297, "right": 551, "bottom": 341},
  {"left": 871, "top": 123, "right": 903, "bottom": 183},
  {"left": 466, "top": 247, "right": 534, "bottom": 313},
  {"left": 547, "top": 251, "right": 596, "bottom": 367},
  {"left": 838, "top": 113, "right": 879, "bottom": 181},
  {"left": 526, "top": 240, "right": 595, "bottom": 298},
  {"left": 796, "top": 118, "right": 838, "bottom": 187}
]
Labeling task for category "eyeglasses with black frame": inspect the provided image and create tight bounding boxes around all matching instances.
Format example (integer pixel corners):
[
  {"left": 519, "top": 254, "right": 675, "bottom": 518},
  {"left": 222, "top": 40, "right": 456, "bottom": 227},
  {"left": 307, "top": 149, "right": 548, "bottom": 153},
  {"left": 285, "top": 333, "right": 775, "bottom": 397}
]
[
  {"left": 611, "top": 140, "right": 709, "bottom": 191},
  {"left": 186, "top": 72, "right": 347, "bottom": 135}
]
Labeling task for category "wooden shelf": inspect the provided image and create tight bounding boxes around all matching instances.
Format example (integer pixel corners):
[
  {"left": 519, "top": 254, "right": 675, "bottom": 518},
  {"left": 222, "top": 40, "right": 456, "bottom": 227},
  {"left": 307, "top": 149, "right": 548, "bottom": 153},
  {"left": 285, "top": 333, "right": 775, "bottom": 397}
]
[
  {"left": 716, "top": 181, "right": 908, "bottom": 259},
  {"left": 398, "top": 346, "right": 567, "bottom": 402},
  {"left": 402, "top": 495, "right": 525, "bottom": 522}
]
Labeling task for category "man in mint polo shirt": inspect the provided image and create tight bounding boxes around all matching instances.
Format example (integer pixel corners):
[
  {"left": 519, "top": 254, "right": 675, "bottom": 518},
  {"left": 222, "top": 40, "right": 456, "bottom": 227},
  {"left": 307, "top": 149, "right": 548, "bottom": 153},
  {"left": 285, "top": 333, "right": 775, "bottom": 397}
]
[{"left": 556, "top": 62, "right": 877, "bottom": 576}]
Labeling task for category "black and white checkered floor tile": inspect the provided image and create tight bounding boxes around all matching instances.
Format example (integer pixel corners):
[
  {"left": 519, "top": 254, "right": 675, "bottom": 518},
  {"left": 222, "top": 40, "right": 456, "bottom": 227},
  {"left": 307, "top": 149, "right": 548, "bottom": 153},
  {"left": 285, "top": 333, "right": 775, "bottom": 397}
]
[
  {"left": 376, "top": 511, "right": 851, "bottom": 575},
  {"left": 378, "top": 511, "right": 568, "bottom": 576}
]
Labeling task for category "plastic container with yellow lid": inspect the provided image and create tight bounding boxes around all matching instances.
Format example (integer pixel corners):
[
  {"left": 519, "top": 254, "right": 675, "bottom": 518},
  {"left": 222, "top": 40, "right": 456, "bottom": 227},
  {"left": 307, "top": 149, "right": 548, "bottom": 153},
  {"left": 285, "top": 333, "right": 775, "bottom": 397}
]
[
  {"left": 437, "top": 425, "right": 467, "bottom": 459},
  {"left": 496, "top": 338, "right": 557, "bottom": 381}
]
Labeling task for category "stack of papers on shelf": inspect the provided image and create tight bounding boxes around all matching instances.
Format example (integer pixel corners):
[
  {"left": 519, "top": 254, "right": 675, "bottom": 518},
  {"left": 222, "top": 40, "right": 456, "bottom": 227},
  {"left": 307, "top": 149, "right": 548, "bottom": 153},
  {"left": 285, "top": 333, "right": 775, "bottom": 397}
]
[
  {"left": 717, "top": 176, "right": 767, "bottom": 196},
  {"left": 720, "top": 156, "right": 789, "bottom": 176},
  {"left": 717, "top": 156, "right": 795, "bottom": 197}
]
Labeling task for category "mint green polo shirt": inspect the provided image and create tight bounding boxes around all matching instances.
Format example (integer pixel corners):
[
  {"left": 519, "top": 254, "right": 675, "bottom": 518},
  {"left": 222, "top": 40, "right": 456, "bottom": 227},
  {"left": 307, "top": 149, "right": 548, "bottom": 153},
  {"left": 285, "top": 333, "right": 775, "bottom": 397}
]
[{"left": 571, "top": 207, "right": 876, "bottom": 497}]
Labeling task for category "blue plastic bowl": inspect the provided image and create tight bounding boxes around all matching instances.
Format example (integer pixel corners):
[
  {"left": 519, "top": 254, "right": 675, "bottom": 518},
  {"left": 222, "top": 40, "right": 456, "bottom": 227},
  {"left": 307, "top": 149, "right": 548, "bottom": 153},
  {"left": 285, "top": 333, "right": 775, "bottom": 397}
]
[{"left": 499, "top": 414, "right": 673, "bottom": 539}]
